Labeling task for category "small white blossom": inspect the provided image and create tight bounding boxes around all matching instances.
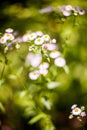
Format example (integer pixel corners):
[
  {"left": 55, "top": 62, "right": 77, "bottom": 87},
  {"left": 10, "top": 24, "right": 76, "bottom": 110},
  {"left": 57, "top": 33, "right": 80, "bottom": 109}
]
[
  {"left": 72, "top": 107, "right": 82, "bottom": 116},
  {"left": 63, "top": 10, "right": 71, "bottom": 16},
  {"left": 39, "top": 62, "right": 49, "bottom": 70},
  {"left": 39, "top": 69, "right": 48, "bottom": 76},
  {"left": 26, "top": 53, "right": 42, "bottom": 67},
  {"left": 22, "top": 34, "right": 29, "bottom": 42},
  {"left": 46, "top": 43, "right": 57, "bottom": 51},
  {"left": 28, "top": 33, "right": 37, "bottom": 41},
  {"left": 4, "top": 33, "right": 14, "bottom": 40},
  {"left": 5, "top": 28, "right": 13, "bottom": 33},
  {"left": 34, "top": 37, "right": 44, "bottom": 45},
  {"left": 65, "top": 5, "right": 73, "bottom": 11},
  {"left": 71, "top": 104, "right": 77, "bottom": 110},
  {"left": 42, "top": 34, "right": 50, "bottom": 42},
  {"left": 49, "top": 50, "right": 60, "bottom": 59},
  {"left": 36, "top": 31, "right": 43, "bottom": 36},
  {"left": 54, "top": 57, "right": 66, "bottom": 67},
  {"left": 51, "top": 39, "right": 56, "bottom": 44},
  {"left": 29, "top": 70, "right": 40, "bottom": 80},
  {"left": 80, "top": 112, "right": 86, "bottom": 117}
]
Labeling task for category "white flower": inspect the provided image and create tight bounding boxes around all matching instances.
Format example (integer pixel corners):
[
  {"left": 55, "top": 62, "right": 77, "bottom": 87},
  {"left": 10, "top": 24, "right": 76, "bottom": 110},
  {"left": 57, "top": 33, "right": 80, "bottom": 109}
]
[
  {"left": 63, "top": 10, "right": 71, "bottom": 16},
  {"left": 15, "top": 44, "right": 20, "bottom": 49},
  {"left": 39, "top": 69, "right": 48, "bottom": 76},
  {"left": 46, "top": 43, "right": 57, "bottom": 51},
  {"left": 34, "top": 37, "right": 44, "bottom": 45},
  {"left": 22, "top": 34, "right": 29, "bottom": 42},
  {"left": 65, "top": 5, "right": 73, "bottom": 11},
  {"left": 49, "top": 50, "right": 60, "bottom": 59},
  {"left": 36, "top": 31, "right": 43, "bottom": 36},
  {"left": 42, "top": 34, "right": 50, "bottom": 42},
  {"left": 29, "top": 70, "right": 40, "bottom": 80},
  {"left": 72, "top": 107, "right": 82, "bottom": 116},
  {"left": 26, "top": 53, "right": 42, "bottom": 67},
  {"left": 5, "top": 28, "right": 13, "bottom": 33},
  {"left": 51, "top": 39, "right": 56, "bottom": 44},
  {"left": 54, "top": 57, "right": 66, "bottom": 67},
  {"left": 4, "top": 33, "right": 14, "bottom": 40},
  {"left": 0, "top": 36, "right": 7, "bottom": 44},
  {"left": 28, "top": 33, "right": 37, "bottom": 41},
  {"left": 71, "top": 104, "right": 77, "bottom": 110},
  {"left": 39, "top": 62, "right": 49, "bottom": 70},
  {"left": 80, "top": 112, "right": 86, "bottom": 117}
]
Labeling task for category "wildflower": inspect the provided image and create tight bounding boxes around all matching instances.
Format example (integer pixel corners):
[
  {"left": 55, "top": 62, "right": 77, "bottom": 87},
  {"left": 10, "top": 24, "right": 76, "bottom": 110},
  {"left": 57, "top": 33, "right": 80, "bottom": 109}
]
[
  {"left": 4, "top": 33, "right": 14, "bottom": 40},
  {"left": 0, "top": 36, "right": 7, "bottom": 44},
  {"left": 15, "top": 44, "right": 20, "bottom": 49},
  {"left": 46, "top": 43, "right": 57, "bottom": 51},
  {"left": 29, "top": 70, "right": 40, "bottom": 80},
  {"left": 39, "top": 6, "right": 54, "bottom": 13},
  {"left": 34, "top": 37, "right": 44, "bottom": 45},
  {"left": 36, "top": 31, "right": 43, "bottom": 37},
  {"left": 42, "top": 34, "right": 50, "bottom": 42},
  {"left": 65, "top": 5, "right": 73, "bottom": 11},
  {"left": 54, "top": 57, "right": 66, "bottom": 67},
  {"left": 28, "top": 33, "right": 37, "bottom": 41},
  {"left": 39, "top": 62, "right": 49, "bottom": 70},
  {"left": 63, "top": 10, "right": 71, "bottom": 16},
  {"left": 22, "top": 34, "right": 29, "bottom": 42},
  {"left": 51, "top": 39, "right": 56, "bottom": 44},
  {"left": 39, "top": 69, "right": 48, "bottom": 76},
  {"left": 26, "top": 53, "right": 42, "bottom": 67},
  {"left": 69, "top": 104, "right": 86, "bottom": 121},
  {"left": 49, "top": 50, "right": 60, "bottom": 59},
  {"left": 5, "top": 28, "right": 13, "bottom": 33}
]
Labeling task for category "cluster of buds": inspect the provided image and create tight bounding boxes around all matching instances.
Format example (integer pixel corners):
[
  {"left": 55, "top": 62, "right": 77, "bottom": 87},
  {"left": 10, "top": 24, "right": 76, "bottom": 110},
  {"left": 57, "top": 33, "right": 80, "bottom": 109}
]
[
  {"left": 69, "top": 104, "right": 86, "bottom": 121},
  {"left": 24, "top": 31, "right": 66, "bottom": 80},
  {"left": 39, "top": 5, "right": 85, "bottom": 17}
]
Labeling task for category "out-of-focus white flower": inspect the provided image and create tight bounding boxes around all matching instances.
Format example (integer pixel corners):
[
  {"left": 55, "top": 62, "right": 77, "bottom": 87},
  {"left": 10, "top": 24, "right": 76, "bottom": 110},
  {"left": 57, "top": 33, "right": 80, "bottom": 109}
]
[
  {"left": 63, "top": 10, "right": 71, "bottom": 16},
  {"left": 42, "top": 44, "right": 48, "bottom": 49},
  {"left": 41, "top": 98, "right": 51, "bottom": 110},
  {"left": 28, "top": 33, "right": 37, "bottom": 41},
  {"left": 36, "top": 31, "right": 43, "bottom": 36},
  {"left": 39, "top": 6, "right": 54, "bottom": 13},
  {"left": 49, "top": 50, "right": 60, "bottom": 59},
  {"left": 51, "top": 39, "right": 56, "bottom": 44},
  {"left": 26, "top": 53, "right": 42, "bottom": 67},
  {"left": 65, "top": 5, "right": 73, "bottom": 11},
  {"left": 22, "top": 34, "right": 29, "bottom": 42},
  {"left": 4, "top": 33, "right": 14, "bottom": 40},
  {"left": 80, "top": 112, "right": 86, "bottom": 117},
  {"left": 71, "top": 104, "right": 77, "bottom": 110},
  {"left": 47, "top": 81, "right": 60, "bottom": 89},
  {"left": 39, "top": 62, "right": 49, "bottom": 70},
  {"left": 42, "top": 34, "right": 50, "bottom": 42},
  {"left": 5, "top": 28, "right": 13, "bottom": 33},
  {"left": 72, "top": 107, "right": 82, "bottom": 116},
  {"left": 34, "top": 37, "right": 44, "bottom": 45},
  {"left": 29, "top": 70, "right": 40, "bottom": 80},
  {"left": 39, "top": 69, "right": 48, "bottom": 76},
  {"left": 54, "top": 57, "right": 66, "bottom": 67},
  {"left": 46, "top": 43, "right": 57, "bottom": 51},
  {"left": 15, "top": 44, "right": 20, "bottom": 49},
  {"left": 0, "top": 36, "right": 7, "bottom": 44}
]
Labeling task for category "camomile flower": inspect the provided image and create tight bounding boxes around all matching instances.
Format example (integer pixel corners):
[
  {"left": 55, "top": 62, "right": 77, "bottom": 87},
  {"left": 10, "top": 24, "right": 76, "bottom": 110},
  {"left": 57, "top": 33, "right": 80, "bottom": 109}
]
[
  {"left": 63, "top": 10, "right": 71, "bottom": 16},
  {"left": 29, "top": 70, "right": 40, "bottom": 80},
  {"left": 36, "top": 31, "right": 43, "bottom": 37},
  {"left": 22, "top": 34, "right": 29, "bottom": 42},
  {"left": 25, "top": 53, "right": 42, "bottom": 67},
  {"left": 49, "top": 50, "right": 60, "bottom": 59},
  {"left": 0, "top": 36, "right": 7, "bottom": 44},
  {"left": 5, "top": 28, "right": 14, "bottom": 33},
  {"left": 46, "top": 43, "right": 57, "bottom": 51},
  {"left": 42, "top": 34, "right": 50, "bottom": 42},
  {"left": 51, "top": 39, "right": 56, "bottom": 44},
  {"left": 39, "top": 62, "right": 49, "bottom": 70},
  {"left": 54, "top": 57, "right": 66, "bottom": 67},
  {"left": 39, "top": 69, "right": 48, "bottom": 76},
  {"left": 65, "top": 5, "right": 73, "bottom": 11},
  {"left": 71, "top": 104, "right": 77, "bottom": 110},
  {"left": 34, "top": 37, "right": 44, "bottom": 45},
  {"left": 28, "top": 33, "right": 37, "bottom": 41},
  {"left": 4, "top": 33, "right": 14, "bottom": 40},
  {"left": 72, "top": 107, "right": 81, "bottom": 116}
]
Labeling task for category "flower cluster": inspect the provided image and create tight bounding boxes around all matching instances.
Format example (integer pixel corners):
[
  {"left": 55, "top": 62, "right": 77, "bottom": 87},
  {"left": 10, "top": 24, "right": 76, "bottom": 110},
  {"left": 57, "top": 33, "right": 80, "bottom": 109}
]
[
  {"left": 0, "top": 28, "right": 21, "bottom": 53},
  {"left": 39, "top": 5, "right": 85, "bottom": 17},
  {"left": 24, "top": 32, "right": 66, "bottom": 80},
  {"left": 58, "top": 5, "right": 85, "bottom": 16},
  {"left": 69, "top": 104, "right": 86, "bottom": 121}
]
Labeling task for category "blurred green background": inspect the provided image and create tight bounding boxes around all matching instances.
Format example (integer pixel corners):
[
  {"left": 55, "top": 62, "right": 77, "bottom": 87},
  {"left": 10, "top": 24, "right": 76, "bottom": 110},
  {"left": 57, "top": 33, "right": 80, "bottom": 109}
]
[{"left": 0, "top": 0, "right": 87, "bottom": 130}]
